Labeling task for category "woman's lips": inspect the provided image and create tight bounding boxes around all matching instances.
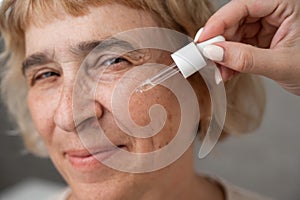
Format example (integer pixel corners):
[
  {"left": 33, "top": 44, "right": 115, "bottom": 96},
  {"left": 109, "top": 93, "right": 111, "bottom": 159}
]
[{"left": 65, "top": 145, "right": 126, "bottom": 170}]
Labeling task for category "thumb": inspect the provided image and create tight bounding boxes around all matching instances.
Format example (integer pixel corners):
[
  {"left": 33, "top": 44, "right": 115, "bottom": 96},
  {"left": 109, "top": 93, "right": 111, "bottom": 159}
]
[{"left": 202, "top": 41, "right": 286, "bottom": 80}]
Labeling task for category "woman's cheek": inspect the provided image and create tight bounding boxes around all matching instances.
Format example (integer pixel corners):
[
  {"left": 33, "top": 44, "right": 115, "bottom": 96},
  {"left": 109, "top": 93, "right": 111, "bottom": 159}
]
[
  {"left": 128, "top": 92, "right": 153, "bottom": 127},
  {"left": 128, "top": 86, "right": 181, "bottom": 138},
  {"left": 27, "top": 90, "right": 57, "bottom": 140}
]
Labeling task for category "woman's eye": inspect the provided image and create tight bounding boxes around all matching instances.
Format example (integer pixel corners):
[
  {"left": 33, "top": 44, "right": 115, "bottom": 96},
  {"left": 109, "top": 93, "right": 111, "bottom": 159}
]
[
  {"left": 35, "top": 71, "right": 60, "bottom": 80},
  {"left": 86, "top": 55, "right": 133, "bottom": 82},
  {"left": 103, "top": 57, "right": 129, "bottom": 67},
  {"left": 31, "top": 71, "right": 60, "bottom": 85}
]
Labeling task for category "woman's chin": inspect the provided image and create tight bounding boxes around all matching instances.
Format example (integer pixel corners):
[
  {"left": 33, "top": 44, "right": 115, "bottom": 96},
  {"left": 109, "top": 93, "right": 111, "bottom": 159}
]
[{"left": 66, "top": 170, "right": 136, "bottom": 200}]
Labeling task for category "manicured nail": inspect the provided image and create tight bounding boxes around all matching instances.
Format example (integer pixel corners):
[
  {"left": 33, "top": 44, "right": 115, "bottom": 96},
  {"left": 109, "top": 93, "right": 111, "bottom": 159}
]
[
  {"left": 215, "top": 67, "right": 223, "bottom": 85},
  {"left": 203, "top": 44, "right": 224, "bottom": 62},
  {"left": 194, "top": 28, "right": 203, "bottom": 42}
]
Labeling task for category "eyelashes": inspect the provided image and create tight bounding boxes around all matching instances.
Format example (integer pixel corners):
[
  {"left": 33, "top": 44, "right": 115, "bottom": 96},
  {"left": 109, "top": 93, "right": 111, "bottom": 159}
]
[
  {"left": 34, "top": 71, "right": 60, "bottom": 82},
  {"left": 26, "top": 49, "right": 150, "bottom": 88},
  {"left": 25, "top": 65, "right": 61, "bottom": 87},
  {"left": 102, "top": 57, "right": 128, "bottom": 67},
  {"left": 26, "top": 56, "right": 131, "bottom": 87}
]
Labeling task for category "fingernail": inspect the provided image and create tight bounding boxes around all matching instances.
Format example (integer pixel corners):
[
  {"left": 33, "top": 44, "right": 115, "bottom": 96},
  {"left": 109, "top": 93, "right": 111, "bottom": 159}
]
[
  {"left": 194, "top": 28, "right": 203, "bottom": 42},
  {"left": 215, "top": 67, "right": 223, "bottom": 85},
  {"left": 203, "top": 44, "right": 224, "bottom": 62}
]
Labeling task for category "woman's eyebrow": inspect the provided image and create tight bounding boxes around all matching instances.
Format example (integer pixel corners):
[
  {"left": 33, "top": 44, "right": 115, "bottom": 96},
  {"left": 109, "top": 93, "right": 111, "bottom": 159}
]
[
  {"left": 70, "top": 38, "right": 135, "bottom": 57},
  {"left": 22, "top": 39, "right": 135, "bottom": 75},
  {"left": 22, "top": 52, "right": 52, "bottom": 75},
  {"left": 21, "top": 41, "right": 101, "bottom": 75},
  {"left": 70, "top": 40, "right": 103, "bottom": 57}
]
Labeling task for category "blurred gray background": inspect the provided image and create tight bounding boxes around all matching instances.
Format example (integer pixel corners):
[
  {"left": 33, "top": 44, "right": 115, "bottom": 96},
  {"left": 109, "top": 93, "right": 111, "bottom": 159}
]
[{"left": 0, "top": 0, "right": 300, "bottom": 199}]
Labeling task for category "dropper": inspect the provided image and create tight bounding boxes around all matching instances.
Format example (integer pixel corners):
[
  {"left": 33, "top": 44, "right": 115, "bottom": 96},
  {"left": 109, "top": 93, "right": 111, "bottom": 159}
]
[
  {"left": 136, "top": 34, "right": 225, "bottom": 93},
  {"left": 136, "top": 63, "right": 179, "bottom": 93}
]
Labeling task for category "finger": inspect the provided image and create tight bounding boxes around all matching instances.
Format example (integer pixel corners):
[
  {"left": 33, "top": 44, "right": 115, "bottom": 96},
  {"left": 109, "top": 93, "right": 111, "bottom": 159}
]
[
  {"left": 228, "top": 21, "right": 261, "bottom": 44},
  {"left": 219, "top": 65, "right": 238, "bottom": 82},
  {"left": 202, "top": 41, "right": 288, "bottom": 80},
  {"left": 198, "top": 0, "right": 278, "bottom": 42}
]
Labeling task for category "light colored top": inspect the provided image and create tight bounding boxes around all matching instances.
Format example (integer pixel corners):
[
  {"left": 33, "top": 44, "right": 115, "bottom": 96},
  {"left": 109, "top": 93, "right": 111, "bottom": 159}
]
[{"left": 50, "top": 177, "right": 273, "bottom": 200}]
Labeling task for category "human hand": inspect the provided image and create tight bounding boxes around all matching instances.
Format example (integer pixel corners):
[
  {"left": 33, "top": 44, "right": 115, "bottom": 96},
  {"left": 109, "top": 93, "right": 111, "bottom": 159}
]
[{"left": 198, "top": 0, "right": 300, "bottom": 95}]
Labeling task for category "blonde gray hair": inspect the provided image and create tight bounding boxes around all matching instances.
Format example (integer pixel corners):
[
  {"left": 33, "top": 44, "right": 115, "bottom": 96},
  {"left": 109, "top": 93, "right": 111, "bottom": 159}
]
[{"left": 0, "top": 0, "right": 265, "bottom": 156}]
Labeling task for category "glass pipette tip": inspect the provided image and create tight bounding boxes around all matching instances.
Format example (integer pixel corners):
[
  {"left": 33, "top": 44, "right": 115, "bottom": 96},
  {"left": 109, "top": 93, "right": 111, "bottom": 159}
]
[{"left": 136, "top": 63, "right": 180, "bottom": 93}]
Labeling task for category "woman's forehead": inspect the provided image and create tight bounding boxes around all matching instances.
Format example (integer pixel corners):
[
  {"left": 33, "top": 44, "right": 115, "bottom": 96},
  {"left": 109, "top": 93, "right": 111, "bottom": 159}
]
[{"left": 24, "top": 4, "right": 157, "bottom": 58}]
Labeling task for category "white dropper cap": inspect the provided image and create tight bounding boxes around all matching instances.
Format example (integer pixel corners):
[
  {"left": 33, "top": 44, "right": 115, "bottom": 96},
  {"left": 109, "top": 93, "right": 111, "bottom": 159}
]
[{"left": 171, "top": 35, "right": 225, "bottom": 78}]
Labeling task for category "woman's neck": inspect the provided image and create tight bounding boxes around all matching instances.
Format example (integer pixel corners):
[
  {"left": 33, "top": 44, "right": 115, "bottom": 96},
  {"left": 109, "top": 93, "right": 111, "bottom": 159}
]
[
  {"left": 68, "top": 147, "right": 225, "bottom": 200},
  {"left": 135, "top": 147, "right": 225, "bottom": 200},
  {"left": 139, "top": 173, "right": 225, "bottom": 200}
]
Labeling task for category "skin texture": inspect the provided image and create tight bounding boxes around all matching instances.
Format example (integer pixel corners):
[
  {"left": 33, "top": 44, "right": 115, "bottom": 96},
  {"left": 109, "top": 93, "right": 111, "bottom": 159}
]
[
  {"left": 199, "top": 0, "right": 300, "bottom": 95},
  {"left": 24, "top": 4, "right": 223, "bottom": 200}
]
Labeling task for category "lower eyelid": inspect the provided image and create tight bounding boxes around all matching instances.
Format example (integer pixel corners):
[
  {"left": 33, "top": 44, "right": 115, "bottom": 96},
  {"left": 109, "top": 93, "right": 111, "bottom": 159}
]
[
  {"left": 29, "top": 76, "right": 59, "bottom": 88},
  {"left": 30, "top": 71, "right": 60, "bottom": 86},
  {"left": 107, "top": 62, "right": 131, "bottom": 71},
  {"left": 34, "top": 71, "right": 59, "bottom": 81},
  {"left": 98, "top": 67, "right": 131, "bottom": 83}
]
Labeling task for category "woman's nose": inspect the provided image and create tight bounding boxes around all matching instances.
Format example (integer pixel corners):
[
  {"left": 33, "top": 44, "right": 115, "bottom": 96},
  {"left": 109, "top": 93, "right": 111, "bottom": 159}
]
[{"left": 53, "top": 84, "right": 103, "bottom": 132}]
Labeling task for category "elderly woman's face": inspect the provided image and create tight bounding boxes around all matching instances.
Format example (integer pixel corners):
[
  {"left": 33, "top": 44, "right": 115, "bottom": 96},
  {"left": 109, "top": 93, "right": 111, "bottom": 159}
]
[{"left": 24, "top": 4, "right": 199, "bottom": 199}]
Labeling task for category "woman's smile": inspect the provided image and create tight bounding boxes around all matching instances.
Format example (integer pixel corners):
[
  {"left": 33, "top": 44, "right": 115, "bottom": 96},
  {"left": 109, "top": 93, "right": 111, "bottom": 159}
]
[{"left": 64, "top": 145, "right": 128, "bottom": 171}]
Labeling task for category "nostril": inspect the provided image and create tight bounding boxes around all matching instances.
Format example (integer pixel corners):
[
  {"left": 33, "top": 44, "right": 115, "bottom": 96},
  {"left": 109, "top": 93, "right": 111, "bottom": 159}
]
[
  {"left": 53, "top": 106, "right": 76, "bottom": 132},
  {"left": 94, "top": 102, "right": 104, "bottom": 119},
  {"left": 54, "top": 86, "right": 104, "bottom": 132},
  {"left": 71, "top": 102, "right": 105, "bottom": 133}
]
